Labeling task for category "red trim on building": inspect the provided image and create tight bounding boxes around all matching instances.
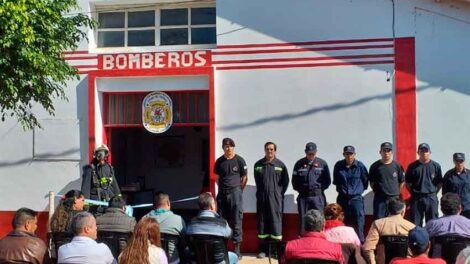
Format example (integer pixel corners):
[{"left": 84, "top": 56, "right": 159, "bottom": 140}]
[
  {"left": 213, "top": 54, "right": 394, "bottom": 65},
  {"left": 394, "top": 37, "right": 417, "bottom": 200},
  {"left": 62, "top": 50, "right": 89, "bottom": 55},
  {"left": 63, "top": 56, "right": 98, "bottom": 61},
  {"left": 216, "top": 60, "right": 394, "bottom": 71},
  {"left": 217, "top": 37, "right": 394, "bottom": 49}
]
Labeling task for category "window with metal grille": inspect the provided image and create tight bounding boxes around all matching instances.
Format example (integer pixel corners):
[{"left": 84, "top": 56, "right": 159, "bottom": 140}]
[{"left": 104, "top": 91, "right": 209, "bottom": 127}]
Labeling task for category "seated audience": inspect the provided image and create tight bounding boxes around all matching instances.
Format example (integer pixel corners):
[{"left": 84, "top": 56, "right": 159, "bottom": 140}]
[
  {"left": 0, "top": 208, "right": 48, "bottom": 264},
  {"left": 119, "top": 217, "right": 168, "bottom": 264},
  {"left": 186, "top": 192, "right": 238, "bottom": 264},
  {"left": 426, "top": 192, "right": 470, "bottom": 238},
  {"left": 363, "top": 197, "right": 415, "bottom": 264},
  {"left": 58, "top": 212, "right": 116, "bottom": 264},
  {"left": 390, "top": 227, "right": 445, "bottom": 264},
  {"left": 96, "top": 195, "right": 136, "bottom": 233},
  {"left": 285, "top": 209, "right": 344, "bottom": 263},
  {"left": 145, "top": 191, "right": 185, "bottom": 264},
  {"left": 50, "top": 189, "right": 85, "bottom": 232},
  {"left": 324, "top": 203, "right": 361, "bottom": 246}
]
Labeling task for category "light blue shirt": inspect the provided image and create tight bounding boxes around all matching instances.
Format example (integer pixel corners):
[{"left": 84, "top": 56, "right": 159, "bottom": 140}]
[
  {"left": 58, "top": 236, "right": 116, "bottom": 264},
  {"left": 426, "top": 214, "right": 470, "bottom": 238}
]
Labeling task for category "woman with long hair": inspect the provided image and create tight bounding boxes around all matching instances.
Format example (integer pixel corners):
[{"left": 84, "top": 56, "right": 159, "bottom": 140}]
[
  {"left": 324, "top": 203, "right": 361, "bottom": 246},
  {"left": 119, "top": 217, "right": 168, "bottom": 264},
  {"left": 49, "top": 189, "right": 85, "bottom": 232}
]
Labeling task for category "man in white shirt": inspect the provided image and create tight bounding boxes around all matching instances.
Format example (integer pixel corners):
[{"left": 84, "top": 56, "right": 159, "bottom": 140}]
[{"left": 58, "top": 211, "right": 116, "bottom": 264}]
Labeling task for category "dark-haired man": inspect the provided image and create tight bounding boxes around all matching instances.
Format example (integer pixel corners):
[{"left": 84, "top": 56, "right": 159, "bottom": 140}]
[
  {"left": 145, "top": 192, "right": 186, "bottom": 263},
  {"left": 292, "top": 142, "right": 331, "bottom": 234},
  {"left": 390, "top": 227, "right": 445, "bottom": 264},
  {"left": 363, "top": 198, "right": 415, "bottom": 264},
  {"left": 405, "top": 143, "right": 443, "bottom": 227},
  {"left": 254, "top": 142, "right": 289, "bottom": 258},
  {"left": 443, "top": 153, "right": 470, "bottom": 218},
  {"left": 333, "top": 145, "right": 368, "bottom": 243},
  {"left": 214, "top": 137, "right": 247, "bottom": 258},
  {"left": 369, "top": 142, "right": 405, "bottom": 219},
  {"left": 96, "top": 195, "right": 136, "bottom": 233},
  {"left": 0, "top": 208, "right": 48, "bottom": 264},
  {"left": 186, "top": 192, "right": 239, "bottom": 264},
  {"left": 425, "top": 192, "right": 470, "bottom": 238}
]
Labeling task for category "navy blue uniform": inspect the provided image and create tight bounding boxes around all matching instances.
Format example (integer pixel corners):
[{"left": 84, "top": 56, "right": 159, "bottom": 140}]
[
  {"left": 443, "top": 168, "right": 470, "bottom": 212},
  {"left": 405, "top": 160, "right": 443, "bottom": 226},
  {"left": 254, "top": 158, "right": 289, "bottom": 240},
  {"left": 333, "top": 159, "right": 368, "bottom": 243},
  {"left": 214, "top": 154, "right": 247, "bottom": 243},
  {"left": 369, "top": 160, "right": 405, "bottom": 219},
  {"left": 292, "top": 157, "right": 330, "bottom": 233}
]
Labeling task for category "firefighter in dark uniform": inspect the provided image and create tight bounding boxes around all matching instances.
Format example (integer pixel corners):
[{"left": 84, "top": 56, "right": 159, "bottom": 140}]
[
  {"left": 369, "top": 142, "right": 405, "bottom": 219},
  {"left": 254, "top": 142, "right": 289, "bottom": 259},
  {"left": 405, "top": 143, "right": 443, "bottom": 227},
  {"left": 333, "top": 145, "right": 368, "bottom": 243},
  {"left": 81, "top": 144, "right": 121, "bottom": 203},
  {"left": 292, "top": 142, "right": 331, "bottom": 234},
  {"left": 443, "top": 153, "right": 470, "bottom": 218},
  {"left": 214, "top": 137, "right": 247, "bottom": 259}
]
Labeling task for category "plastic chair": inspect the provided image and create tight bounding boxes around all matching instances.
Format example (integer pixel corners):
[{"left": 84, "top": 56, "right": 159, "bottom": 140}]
[
  {"left": 187, "top": 234, "right": 229, "bottom": 264},
  {"left": 47, "top": 232, "right": 74, "bottom": 263},
  {"left": 96, "top": 231, "right": 131, "bottom": 259},
  {"left": 286, "top": 258, "right": 340, "bottom": 264},
  {"left": 430, "top": 235, "right": 470, "bottom": 264},
  {"left": 160, "top": 233, "right": 181, "bottom": 261},
  {"left": 379, "top": 235, "right": 408, "bottom": 264}
]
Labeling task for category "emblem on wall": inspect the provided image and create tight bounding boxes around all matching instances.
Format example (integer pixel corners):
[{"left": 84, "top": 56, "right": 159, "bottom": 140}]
[{"left": 142, "top": 92, "right": 173, "bottom": 134}]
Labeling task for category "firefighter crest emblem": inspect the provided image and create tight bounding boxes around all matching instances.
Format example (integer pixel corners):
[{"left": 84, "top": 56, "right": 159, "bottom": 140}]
[{"left": 142, "top": 92, "right": 173, "bottom": 133}]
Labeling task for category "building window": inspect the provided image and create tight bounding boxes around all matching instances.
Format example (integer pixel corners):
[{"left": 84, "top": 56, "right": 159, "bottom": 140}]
[{"left": 96, "top": 7, "right": 216, "bottom": 48}]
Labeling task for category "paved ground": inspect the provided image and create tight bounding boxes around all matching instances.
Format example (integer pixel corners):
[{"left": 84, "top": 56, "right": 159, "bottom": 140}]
[{"left": 240, "top": 254, "right": 278, "bottom": 264}]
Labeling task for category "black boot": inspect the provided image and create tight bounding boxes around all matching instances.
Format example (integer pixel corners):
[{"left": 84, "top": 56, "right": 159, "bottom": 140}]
[{"left": 234, "top": 243, "right": 242, "bottom": 260}]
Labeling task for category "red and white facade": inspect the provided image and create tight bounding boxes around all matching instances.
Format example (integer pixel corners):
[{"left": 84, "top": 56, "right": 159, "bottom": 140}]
[{"left": 1, "top": 0, "right": 470, "bottom": 252}]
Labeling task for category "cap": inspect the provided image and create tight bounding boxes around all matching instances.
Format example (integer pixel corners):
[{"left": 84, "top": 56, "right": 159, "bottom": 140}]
[
  {"left": 305, "top": 142, "right": 317, "bottom": 153},
  {"left": 343, "top": 145, "right": 355, "bottom": 154},
  {"left": 418, "top": 143, "right": 430, "bottom": 151},
  {"left": 408, "top": 227, "right": 430, "bottom": 251},
  {"left": 380, "top": 142, "right": 393, "bottom": 150},
  {"left": 453, "top": 153, "right": 465, "bottom": 162},
  {"left": 222, "top": 138, "right": 235, "bottom": 147}
]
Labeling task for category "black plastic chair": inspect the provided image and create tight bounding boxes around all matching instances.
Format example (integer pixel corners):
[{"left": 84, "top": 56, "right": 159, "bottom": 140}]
[
  {"left": 160, "top": 233, "right": 181, "bottom": 261},
  {"left": 47, "top": 231, "right": 74, "bottom": 263},
  {"left": 187, "top": 234, "right": 229, "bottom": 264},
  {"left": 286, "top": 258, "right": 340, "bottom": 264},
  {"left": 379, "top": 235, "right": 408, "bottom": 264},
  {"left": 265, "top": 239, "right": 287, "bottom": 264},
  {"left": 96, "top": 231, "right": 131, "bottom": 259},
  {"left": 430, "top": 235, "right": 470, "bottom": 264}
]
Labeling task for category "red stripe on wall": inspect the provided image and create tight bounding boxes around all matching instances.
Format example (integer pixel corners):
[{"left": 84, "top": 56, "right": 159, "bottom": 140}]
[
  {"left": 62, "top": 50, "right": 89, "bottom": 55},
  {"left": 0, "top": 211, "right": 49, "bottom": 242},
  {"left": 213, "top": 44, "right": 394, "bottom": 56},
  {"left": 217, "top": 37, "right": 394, "bottom": 49},
  {"left": 216, "top": 60, "right": 394, "bottom": 71},
  {"left": 63, "top": 56, "right": 97, "bottom": 61},
  {"left": 394, "top": 38, "right": 417, "bottom": 200},
  {"left": 213, "top": 54, "right": 394, "bottom": 65}
]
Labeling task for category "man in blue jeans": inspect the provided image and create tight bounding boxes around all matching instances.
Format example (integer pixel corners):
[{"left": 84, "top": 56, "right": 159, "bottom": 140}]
[{"left": 186, "top": 192, "right": 238, "bottom": 264}]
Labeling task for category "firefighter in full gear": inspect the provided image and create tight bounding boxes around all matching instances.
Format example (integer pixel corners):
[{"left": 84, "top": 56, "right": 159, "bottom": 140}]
[
  {"left": 254, "top": 142, "right": 289, "bottom": 259},
  {"left": 81, "top": 144, "right": 121, "bottom": 203}
]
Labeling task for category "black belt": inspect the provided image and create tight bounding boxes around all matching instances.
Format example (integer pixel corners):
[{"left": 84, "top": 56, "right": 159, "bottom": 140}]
[
  {"left": 299, "top": 189, "right": 322, "bottom": 197},
  {"left": 412, "top": 192, "right": 436, "bottom": 197}
]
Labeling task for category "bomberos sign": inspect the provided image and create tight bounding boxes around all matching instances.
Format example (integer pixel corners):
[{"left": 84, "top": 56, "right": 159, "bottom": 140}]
[{"left": 142, "top": 92, "right": 173, "bottom": 134}]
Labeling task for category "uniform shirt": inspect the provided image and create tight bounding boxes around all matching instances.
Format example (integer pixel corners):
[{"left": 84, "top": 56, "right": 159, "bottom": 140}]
[
  {"left": 369, "top": 160, "right": 405, "bottom": 196},
  {"left": 285, "top": 232, "right": 344, "bottom": 263},
  {"left": 425, "top": 214, "right": 470, "bottom": 238},
  {"left": 405, "top": 160, "right": 443, "bottom": 194},
  {"left": 390, "top": 256, "right": 445, "bottom": 264},
  {"left": 81, "top": 162, "right": 121, "bottom": 201},
  {"left": 443, "top": 168, "right": 470, "bottom": 210},
  {"left": 292, "top": 157, "right": 331, "bottom": 194},
  {"left": 254, "top": 157, "right": 289, "bottom": 196},
  {"left": 214, "top": 154, "right": 247, "bottom": 190},
  {"left": 58, "top": 236, "right": 116, "bottom": 264},
  {"left": 363, "top": 214, "right": 416, "bottom": 264},
  {"left": 333, "top": 159, "right": 369, "bottom": 196}
]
